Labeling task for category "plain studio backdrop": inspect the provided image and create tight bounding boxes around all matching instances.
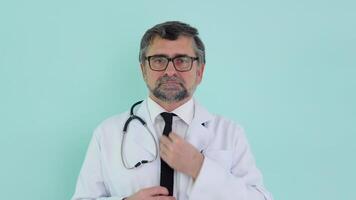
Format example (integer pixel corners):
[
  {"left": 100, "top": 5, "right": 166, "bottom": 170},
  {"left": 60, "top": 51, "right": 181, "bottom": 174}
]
[{"left": 0, "top": 0, "right": 355, "bottom": 199}]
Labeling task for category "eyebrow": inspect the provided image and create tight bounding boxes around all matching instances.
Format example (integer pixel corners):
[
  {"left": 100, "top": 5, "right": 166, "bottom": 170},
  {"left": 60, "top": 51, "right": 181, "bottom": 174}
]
[{"left": 151, "top": 54, "right": 189, "bottom": 58}]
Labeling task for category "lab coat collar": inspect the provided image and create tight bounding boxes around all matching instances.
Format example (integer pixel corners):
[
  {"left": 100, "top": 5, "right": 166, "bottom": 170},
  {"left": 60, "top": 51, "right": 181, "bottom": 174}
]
[{"left": 192, "top": 98, "right": 214, "bottom": 126}]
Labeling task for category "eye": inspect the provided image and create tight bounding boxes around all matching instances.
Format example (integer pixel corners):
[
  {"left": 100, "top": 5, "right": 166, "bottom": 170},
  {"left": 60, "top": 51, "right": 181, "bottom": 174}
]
[
  {"left": 174, "top": 57, "right": 190, "bottom": 65},
  {"left": 151, "top": 56, "right": 167, "bottom": 65}
]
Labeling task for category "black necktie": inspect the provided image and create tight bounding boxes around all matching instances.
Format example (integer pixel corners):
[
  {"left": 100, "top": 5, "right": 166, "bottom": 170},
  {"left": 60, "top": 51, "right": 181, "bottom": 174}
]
[{"left": 160, "top": 112, "right": 176, "bottom": 196}]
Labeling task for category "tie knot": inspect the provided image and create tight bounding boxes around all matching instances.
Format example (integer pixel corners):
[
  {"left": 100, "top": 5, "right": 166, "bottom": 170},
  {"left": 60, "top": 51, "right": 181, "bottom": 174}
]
[{"left": 160, "top": 112, "right": 177, "bottom": 123}]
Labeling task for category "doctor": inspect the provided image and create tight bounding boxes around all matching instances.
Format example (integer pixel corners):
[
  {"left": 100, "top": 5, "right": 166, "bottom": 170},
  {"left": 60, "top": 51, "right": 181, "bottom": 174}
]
[{"left": 72, "top": 21, "right": 273, "bottom": 200}]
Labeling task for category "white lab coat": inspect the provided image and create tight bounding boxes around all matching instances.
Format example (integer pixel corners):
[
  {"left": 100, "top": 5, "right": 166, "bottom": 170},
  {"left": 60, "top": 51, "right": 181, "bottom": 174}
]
[{"left": 72, "top": 99, "right": 272, "bottom": 200}]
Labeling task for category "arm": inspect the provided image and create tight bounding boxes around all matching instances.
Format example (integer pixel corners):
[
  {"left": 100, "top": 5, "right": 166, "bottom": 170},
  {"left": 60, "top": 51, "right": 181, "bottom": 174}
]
[
  {"left": 189, "top": 128, "right": 272, "bottom": 200},
  {"left": 160, "top": 129, "right": 272, "bottom": 200},
  {"left": 71, "top": 128, "right": 176, "bottom": 200},
  {"left": 71, "top": 127, "right": 127, "bottom": 200}
]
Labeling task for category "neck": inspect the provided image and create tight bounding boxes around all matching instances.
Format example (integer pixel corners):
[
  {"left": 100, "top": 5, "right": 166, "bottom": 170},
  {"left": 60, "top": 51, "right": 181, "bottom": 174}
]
[{"left": 149, "top": 94, "right": 192, "bottom": 112}]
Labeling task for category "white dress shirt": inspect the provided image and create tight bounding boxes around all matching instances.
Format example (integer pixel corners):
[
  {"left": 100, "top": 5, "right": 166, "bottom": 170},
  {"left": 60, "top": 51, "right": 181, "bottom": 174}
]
[{"left": 146, "top": 97, "right": 194, "bottom": 198}]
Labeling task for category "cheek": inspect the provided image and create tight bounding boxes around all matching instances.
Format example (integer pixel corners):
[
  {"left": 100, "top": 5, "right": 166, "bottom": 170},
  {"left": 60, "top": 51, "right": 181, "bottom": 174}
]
[
  {"left": 183, "top": 74, "right": 198, "bottom": 87},
  {"left": 146, "top": 72, "right": 160, "bottom": 85},
  {"left": 141, "top": 67, "right": 148, "bottom": 81}
]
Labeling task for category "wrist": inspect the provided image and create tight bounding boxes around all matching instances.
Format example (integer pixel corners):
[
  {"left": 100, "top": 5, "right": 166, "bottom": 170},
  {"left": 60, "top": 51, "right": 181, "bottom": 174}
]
[{"left": 192, "top": 152, "right": 204, "bottom": 180}]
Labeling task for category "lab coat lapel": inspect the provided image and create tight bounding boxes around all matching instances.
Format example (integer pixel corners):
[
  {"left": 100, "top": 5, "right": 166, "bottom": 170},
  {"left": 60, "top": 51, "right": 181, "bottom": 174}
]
[
  {"left": 129, "top": 100, "right": 158, "bottom": 157},
  {"left": 185, "top": 100, "right": 214, "bottom": 156},
  {"left": 180, "top": 100, "right": 215, "bottom": 199}
]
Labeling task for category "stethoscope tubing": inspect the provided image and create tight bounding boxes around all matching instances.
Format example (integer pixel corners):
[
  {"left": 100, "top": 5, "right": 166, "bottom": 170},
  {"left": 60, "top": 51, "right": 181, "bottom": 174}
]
[{"left": 121, "top": 100, "right": 159, "bottom": 169}]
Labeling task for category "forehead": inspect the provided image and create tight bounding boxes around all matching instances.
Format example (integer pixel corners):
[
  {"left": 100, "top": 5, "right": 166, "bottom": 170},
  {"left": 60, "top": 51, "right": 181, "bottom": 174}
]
[{"left": 146, "top": 36, "right": 196, "bottom": 56}]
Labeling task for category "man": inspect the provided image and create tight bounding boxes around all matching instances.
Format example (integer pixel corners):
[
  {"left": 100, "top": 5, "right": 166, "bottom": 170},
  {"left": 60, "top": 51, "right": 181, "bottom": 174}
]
[{"left": 72, "top": 21, "right": 272, "bottom": 200}]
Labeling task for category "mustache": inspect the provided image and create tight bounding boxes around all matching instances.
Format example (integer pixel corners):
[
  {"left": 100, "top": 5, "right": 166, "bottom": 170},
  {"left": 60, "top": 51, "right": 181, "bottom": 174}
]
[{"left": 157, "top": 75, "right": 184, "bottom": 85}]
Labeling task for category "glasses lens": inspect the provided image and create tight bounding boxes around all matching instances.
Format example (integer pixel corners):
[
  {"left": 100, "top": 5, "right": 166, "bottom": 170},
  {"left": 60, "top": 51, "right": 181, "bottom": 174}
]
[
  {"left": 173, "top": 56, "right": 192, "bottom": 71},
  {"left": 149, "top": 56, "right": 168, "bottom": 70}
]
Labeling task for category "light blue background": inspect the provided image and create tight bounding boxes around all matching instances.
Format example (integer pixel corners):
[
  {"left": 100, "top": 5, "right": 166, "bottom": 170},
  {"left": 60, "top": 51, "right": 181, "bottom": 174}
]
[{"left": 0, "top": 0, "right": 355, "bottom": 199}]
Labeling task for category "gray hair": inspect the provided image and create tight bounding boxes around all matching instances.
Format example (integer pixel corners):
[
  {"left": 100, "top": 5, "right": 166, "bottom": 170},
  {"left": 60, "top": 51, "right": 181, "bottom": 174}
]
[{"left": 139, "top": 21, "right": 206, "bottom": 65}]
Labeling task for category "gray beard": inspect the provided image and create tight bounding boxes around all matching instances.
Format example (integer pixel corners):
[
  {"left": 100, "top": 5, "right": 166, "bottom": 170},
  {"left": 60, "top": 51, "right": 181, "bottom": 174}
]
[{"left": 150, "top": 75, "right": 189, "bottom": 103}]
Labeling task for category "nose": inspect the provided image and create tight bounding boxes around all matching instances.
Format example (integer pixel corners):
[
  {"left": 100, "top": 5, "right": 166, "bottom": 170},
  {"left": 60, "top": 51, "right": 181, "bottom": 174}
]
[{"left": 164, "top": 60, "right": 178, "bottom": 76}]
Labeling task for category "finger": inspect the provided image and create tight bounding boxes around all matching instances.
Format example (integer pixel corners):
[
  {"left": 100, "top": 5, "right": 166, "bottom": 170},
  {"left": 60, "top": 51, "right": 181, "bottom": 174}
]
[
  {"left": 144, "top": 186, "right": 169, "bottom": 196},
  {"left": 160, "top": 144, "right": 171, "bottom": 162},
  {"left": 160, "top": 145, "right": 175, "bottom": 168},
  {"left": 160, "top": 153, "right": 169, "bottom": 166},
  {"left": 168, "top": 132, "right": 180, "bottom": 141},
  {"left": 159, "top": 142, "right": 169, "bottom": 157},
  {"left": 160, "top": 139, "right": 169, "bottom": 150},
  {"left": 154, "top": 196, "right": 176, "bottom": 200},
  {"left": 160, "top": 136, "right": 172, "bottom": 152},
  {"left": 160, "top": 135, "right": 171, "bottom": 145}
]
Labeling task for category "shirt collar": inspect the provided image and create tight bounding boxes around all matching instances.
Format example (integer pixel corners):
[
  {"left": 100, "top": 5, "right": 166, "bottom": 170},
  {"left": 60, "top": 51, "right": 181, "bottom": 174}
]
[{"left": 146, "top": 97, "right": 194, "bottom": 125}]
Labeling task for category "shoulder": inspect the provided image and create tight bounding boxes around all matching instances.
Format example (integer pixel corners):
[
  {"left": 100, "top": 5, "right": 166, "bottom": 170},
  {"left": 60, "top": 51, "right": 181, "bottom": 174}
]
[
  {"left": 194, "top": 99, "right": 245, "bottom": 136},
  {"left": 92, "top": 111, "right": 130, "bottom": 140},
  {"left": 203, "top": 114, "right": 253, "bottom": 154},
  {"left": 209, "top": 114, "right": 245, "bottom": 136}
]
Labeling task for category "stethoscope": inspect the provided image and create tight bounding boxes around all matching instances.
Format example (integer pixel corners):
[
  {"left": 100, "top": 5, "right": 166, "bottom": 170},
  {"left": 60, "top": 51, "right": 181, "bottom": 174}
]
[{"left": 121, "top": 100, "right": 159, "bottom": 169}]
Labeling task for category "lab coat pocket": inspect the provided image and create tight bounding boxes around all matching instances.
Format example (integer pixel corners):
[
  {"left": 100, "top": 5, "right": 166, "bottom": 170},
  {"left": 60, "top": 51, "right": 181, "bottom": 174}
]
[{"left": 203, "top": 150, "right": 233, "bottom": 171}]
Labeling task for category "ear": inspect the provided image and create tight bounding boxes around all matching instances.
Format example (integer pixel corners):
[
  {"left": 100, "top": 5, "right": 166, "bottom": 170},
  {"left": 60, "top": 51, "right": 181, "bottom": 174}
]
[
  {"left": 140, "top": 63, "right": 145, "bottom": 73},
  {"left": 140, "top": 63, "right": 147, "bottom": 81},
  {"left": 196, "top": 63, "right": 205, "bottom": 84}
]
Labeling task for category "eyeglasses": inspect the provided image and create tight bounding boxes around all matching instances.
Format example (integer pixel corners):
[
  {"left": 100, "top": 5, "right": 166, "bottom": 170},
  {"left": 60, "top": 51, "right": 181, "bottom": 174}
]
[{"left": 145, "top": 55, "right": 198, "bottom": 72}]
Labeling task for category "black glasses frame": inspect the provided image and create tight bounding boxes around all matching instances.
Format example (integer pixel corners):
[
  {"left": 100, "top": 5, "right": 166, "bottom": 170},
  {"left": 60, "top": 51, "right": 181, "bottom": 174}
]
[{"left": 145, "top": 55, "right": 199, "bottom": 72}]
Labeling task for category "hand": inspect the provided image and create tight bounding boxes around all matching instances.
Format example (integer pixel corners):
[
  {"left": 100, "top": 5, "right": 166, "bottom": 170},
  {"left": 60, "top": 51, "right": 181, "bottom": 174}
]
[
  {"left": 125, "top": 186, "right": 176, "bottom": 200},
  {"left": 159, "top": 133, "right": 204, "bottom": 180}
]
